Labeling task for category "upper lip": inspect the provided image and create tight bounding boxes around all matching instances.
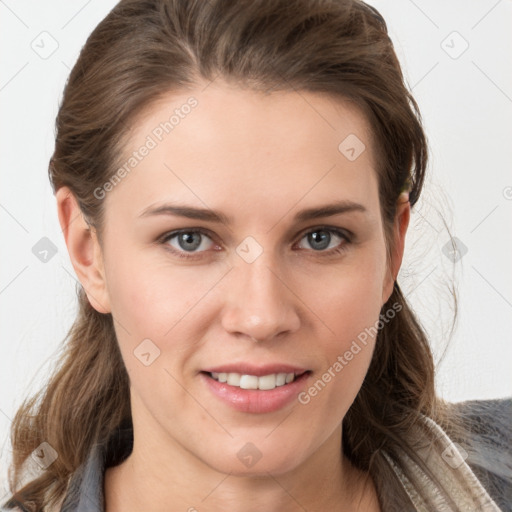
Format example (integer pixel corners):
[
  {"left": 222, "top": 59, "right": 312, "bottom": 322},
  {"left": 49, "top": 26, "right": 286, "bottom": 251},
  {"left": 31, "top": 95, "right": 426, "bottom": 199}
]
[{"left": 202, "top": 363, "right": 309, "bottom": 377}]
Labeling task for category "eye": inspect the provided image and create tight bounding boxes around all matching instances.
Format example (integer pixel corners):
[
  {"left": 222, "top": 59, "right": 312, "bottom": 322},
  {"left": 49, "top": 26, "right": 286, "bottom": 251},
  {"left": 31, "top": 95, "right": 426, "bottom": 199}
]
[
  {"left": 296, "top": 227, "right": 350, "bottom": 253},
  {"left": 159, "top": 226, "right": 352, "bottom": 260},
  {"left": 161, "top": 229, "right": 216, "bottom": 257}
]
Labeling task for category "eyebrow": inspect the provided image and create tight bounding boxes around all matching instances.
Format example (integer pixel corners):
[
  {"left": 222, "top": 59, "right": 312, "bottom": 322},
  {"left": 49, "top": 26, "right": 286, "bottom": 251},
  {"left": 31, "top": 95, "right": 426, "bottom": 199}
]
[{"left": 138, "top": 200, "right": 367, "bottom": 224}]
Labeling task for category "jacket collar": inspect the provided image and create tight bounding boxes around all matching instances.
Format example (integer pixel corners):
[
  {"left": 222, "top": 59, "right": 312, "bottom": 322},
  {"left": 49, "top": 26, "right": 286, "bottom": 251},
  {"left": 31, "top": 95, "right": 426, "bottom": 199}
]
[{"left": 58, "top": 413, "right": 502, "bottom": 512}]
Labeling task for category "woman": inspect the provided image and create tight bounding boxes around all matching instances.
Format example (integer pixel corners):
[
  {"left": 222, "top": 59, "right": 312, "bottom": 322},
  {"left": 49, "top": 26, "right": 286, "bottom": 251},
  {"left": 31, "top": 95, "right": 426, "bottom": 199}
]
[{"left": 3, "top": 0, "right": 511, "bottom": 510}]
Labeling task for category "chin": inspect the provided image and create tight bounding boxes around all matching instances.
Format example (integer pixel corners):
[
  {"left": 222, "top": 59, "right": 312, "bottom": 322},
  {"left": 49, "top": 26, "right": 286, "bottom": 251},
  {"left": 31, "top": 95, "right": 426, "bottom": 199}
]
[{"left": 204, "top": 447, "right": 305, "bottom": 477}]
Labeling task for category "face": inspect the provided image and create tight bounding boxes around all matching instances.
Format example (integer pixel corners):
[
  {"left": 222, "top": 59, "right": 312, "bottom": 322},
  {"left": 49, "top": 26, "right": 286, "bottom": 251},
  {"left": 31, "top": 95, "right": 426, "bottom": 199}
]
[{"left": 60, "top": 80, "right": 408, "bottom": 477}]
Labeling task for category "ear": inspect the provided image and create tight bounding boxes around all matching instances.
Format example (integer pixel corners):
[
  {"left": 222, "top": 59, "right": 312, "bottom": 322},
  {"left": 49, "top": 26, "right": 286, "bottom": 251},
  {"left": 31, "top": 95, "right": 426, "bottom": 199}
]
[
  {"left": 382, "top": 192, "right": 410, "bottom": 305},
  {"left": 56, "top": 186, "right": 111, "bottom": 314}
]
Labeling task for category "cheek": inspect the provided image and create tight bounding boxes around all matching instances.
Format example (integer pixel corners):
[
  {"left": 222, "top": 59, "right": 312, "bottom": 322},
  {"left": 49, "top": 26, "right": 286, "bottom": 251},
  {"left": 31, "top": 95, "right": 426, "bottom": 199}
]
[
  {"left": 298, "top": 246, "right": 387, "bottom": 409},
  {"left": 104, "top": 245, "right": 223, "bottom": 335},
  {"left": 306, "top": 245, "right": 388, "bottom": 337},
  {"left": 102, "top": 253, "right": 209, "bottom": 397},
  {"left": 102, "top": 248, "right": 232, "bottom": 389},
  {"left": 105, "top": 262, "right": 177, "bottom": 336}
]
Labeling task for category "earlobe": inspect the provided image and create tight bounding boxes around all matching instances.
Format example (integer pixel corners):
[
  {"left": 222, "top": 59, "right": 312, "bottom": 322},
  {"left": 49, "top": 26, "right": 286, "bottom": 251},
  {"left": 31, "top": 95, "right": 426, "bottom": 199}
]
[
  {"left": 382, "top": 192, "right": 410, "bottom": 305},
  {"left": 56, "top": 186, "right": 111, "bottom": 314}
]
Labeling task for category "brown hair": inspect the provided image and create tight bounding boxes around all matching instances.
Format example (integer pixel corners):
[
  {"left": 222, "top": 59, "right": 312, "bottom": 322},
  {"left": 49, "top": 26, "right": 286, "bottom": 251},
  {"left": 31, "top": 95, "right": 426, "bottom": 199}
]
[{"left": 4, "top": 0, "right": 463, "bottom": 509}]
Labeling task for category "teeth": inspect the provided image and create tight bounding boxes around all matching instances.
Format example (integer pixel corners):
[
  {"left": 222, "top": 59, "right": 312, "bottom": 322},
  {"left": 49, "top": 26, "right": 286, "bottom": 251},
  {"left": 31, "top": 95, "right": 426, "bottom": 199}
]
[
  {"left": 240, "top": 375, "right": 259, "bottom": 389},
  {"left": 209, "top": 372, "right": 298, "bottom": 390},
  {"left": 257, "top": 374, "right": 276, "bottom": 390},
  {"left": 227, "top": 373, "right": 241, "bottom": 386}
]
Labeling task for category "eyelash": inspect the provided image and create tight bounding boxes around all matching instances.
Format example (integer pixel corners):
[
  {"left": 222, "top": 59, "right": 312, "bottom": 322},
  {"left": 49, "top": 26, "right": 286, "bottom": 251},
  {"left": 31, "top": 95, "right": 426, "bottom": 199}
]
[{"left": 158, "top": 226, "right": 353, "bottom": 261}]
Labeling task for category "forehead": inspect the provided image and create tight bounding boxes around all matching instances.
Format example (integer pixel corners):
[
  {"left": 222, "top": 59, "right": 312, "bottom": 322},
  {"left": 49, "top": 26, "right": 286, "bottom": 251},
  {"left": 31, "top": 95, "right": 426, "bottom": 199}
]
[{"left": 105, "top": 80, "right": 379, "bottom": 224}]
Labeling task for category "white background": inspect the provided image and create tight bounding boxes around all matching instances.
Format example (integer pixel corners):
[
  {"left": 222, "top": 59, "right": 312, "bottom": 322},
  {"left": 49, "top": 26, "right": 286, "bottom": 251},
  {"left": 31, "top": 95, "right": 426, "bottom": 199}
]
[{"left": 1, "top": 0, "right": 511, "bottom": 498}]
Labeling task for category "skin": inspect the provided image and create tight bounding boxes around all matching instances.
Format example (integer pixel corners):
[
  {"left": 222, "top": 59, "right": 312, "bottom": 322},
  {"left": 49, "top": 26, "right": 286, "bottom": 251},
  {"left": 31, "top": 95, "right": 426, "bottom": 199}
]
[{"left": 56, "top": 80, "right": 410, "bottom": 512}]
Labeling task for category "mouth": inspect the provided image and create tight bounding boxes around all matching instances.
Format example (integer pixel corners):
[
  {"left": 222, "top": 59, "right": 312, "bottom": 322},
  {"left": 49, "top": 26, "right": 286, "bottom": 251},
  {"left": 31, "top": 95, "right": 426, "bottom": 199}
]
[
  {"left": 203, "top": 370, "right": 310, "bottom": 391},
  {"left": 200, "top": 367, "right": 312, "bottom": 413}
]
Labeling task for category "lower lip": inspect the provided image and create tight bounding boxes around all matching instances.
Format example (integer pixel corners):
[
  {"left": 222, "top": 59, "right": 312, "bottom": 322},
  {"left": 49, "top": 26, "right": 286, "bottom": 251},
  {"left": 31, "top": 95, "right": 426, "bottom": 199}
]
[{"left": 201, "top": 372, "right": 311, "bottom": 414}]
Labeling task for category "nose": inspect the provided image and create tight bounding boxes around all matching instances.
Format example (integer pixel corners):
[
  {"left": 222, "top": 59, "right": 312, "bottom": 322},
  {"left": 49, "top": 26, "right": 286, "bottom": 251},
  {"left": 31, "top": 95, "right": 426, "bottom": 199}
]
[{"left": 221, "top": 257, "right": 301, "bottom": 343}]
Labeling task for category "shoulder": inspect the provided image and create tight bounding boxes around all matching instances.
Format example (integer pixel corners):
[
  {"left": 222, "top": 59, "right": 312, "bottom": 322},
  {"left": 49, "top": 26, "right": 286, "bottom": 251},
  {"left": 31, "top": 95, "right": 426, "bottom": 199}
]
[
  {"left": 449, "top": 397, "right": 512, "bottom": 511},
  {"left": 1, "top": 425, "right": 132, "bottom": 512},
  {"left": 450, "top": 397, "right": 511, "bottom": 433},
  {"left": 449, "top": 397, "right": 511, "bottom": 457},
  {"left": 1, "top": 491, "right": 66, "bottom": 512}
]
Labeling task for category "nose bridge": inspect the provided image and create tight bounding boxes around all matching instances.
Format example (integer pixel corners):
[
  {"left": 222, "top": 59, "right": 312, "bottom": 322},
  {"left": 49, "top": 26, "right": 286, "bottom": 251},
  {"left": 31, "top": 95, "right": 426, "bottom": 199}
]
[{"left": 221, "top": 252, "right": 300, "bottom": 342}]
